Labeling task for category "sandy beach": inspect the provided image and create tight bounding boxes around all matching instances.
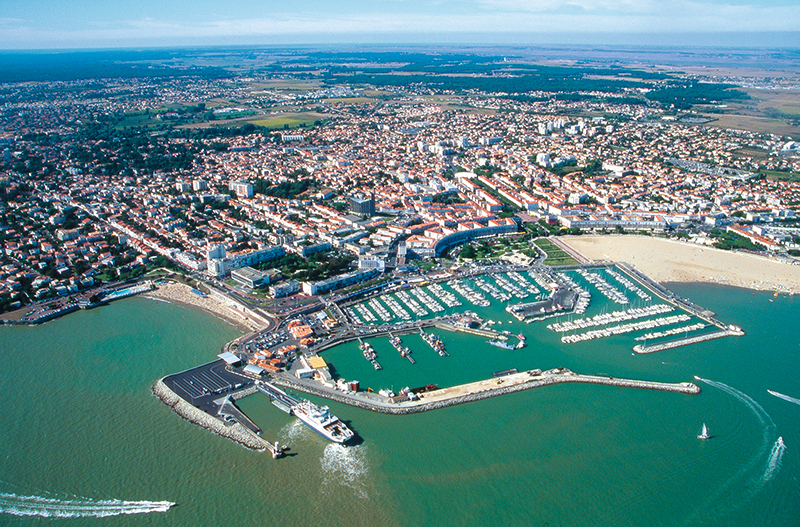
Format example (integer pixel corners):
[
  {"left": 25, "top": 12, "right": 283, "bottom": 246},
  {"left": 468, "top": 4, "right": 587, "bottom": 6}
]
[
  {"left": 560, "top": 235, "right": 800, "bottom": 293},
  {"left": 143, "top": 282, "right": 265, "bottom": 332}
]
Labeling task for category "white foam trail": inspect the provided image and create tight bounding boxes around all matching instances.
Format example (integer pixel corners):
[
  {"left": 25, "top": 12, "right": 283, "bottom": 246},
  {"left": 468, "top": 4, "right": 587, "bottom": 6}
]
[
  {"left": 768, "top": 390, "right": 800, "bottom": 407},
  {"left": 688, "top": 377, "right": 778, "bottom": 522},
  {"left": 0, "top": 493, "right": 174, "bottom": 518},
  {"left": 320, "top": 443, "right": 370, "bottom": 499},
  {"left": 762, "top": 438, "right": 786, "bottom": 483},
  {"left": 695, "top": 377, "right": 774, "bottom": 428}
]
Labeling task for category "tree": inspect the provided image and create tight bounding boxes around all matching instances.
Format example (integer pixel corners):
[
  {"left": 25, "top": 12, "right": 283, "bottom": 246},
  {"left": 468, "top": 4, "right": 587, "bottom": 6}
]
[{"left": 459, "top": 245, "right": 476, "bottom": 259}]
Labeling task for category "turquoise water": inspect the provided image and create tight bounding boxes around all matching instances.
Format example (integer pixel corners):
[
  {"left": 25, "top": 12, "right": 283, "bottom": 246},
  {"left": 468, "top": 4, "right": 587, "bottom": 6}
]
[{"left": 0, "top": 284, "right": 798, "bottom": 526}]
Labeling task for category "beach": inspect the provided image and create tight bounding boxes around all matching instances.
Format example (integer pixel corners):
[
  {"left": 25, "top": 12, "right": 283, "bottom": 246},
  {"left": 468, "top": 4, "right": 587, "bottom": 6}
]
[
  {"left": 560, "top": 235, "right": 800, "bottom": 293},
  {"left": 143, "top": 281, "right": 264, "bottom": 332}
]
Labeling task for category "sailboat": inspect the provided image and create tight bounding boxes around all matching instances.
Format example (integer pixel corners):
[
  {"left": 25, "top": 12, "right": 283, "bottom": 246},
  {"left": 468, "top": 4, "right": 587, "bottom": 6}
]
[{"left": 697, "top": 423, "right": 711, "bottom": 440}]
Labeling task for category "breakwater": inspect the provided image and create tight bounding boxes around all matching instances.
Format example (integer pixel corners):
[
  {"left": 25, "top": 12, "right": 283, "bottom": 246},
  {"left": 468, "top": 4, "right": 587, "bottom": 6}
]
[
  {"left": 270, "top": 369, "right": 699, "bottom": 416},
  {"left": 633, "top": 328, "right": 745, "bottom": 354},
  {"left": 152, "top": 379, "right": 271, "bottom": 452}
]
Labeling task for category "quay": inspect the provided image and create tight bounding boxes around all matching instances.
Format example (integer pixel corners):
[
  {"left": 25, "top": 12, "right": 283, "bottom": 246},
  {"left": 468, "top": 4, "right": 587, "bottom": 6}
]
[
  {"left": 270, "top": 368, "right": 700, "bottom": 416},
  {"left": 633, "top": 327, "right": 745, "bottom": 354}
]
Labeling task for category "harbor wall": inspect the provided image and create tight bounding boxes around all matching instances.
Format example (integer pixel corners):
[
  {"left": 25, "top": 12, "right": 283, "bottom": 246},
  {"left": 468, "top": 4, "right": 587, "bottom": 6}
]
[{"left": 152, "top": 378, "right": 270, "bottom": 451}]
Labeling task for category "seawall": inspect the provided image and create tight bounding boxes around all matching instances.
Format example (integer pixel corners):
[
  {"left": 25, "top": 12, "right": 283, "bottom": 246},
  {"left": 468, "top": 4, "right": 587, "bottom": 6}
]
[{"left": 152, "top": 378, "right": 270, "bottom": 451}]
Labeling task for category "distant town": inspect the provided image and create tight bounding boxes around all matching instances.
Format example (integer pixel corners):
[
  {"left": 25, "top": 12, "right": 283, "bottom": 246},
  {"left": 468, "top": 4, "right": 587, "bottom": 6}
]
[{"left": 1, "top": 48, "right": 799, "bottom": 316}]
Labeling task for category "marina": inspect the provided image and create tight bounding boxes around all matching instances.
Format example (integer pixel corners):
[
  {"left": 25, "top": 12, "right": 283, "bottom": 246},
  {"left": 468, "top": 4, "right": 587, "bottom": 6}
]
[
  {"left": 547, "top": 304, "right": 675, "bottom": 332},
  {"left": 2, "top": 263, "right": 789, "bottom": 527},
  {"left": 576, "top": 268, "right": 631, "bottom": 305},
  {"left": 559, "top": 314, "right": 693, "bottom": 344},
  {"left": 145, "top": 262, "right": 746, "bottom": 460}
]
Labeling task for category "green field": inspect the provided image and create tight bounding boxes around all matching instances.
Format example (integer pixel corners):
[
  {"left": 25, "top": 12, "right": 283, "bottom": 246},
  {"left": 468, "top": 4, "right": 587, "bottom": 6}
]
[
  {"left": 246, "top": 113, "right": 322, "bottom": 129},
  {"left": 325, "top": 97, "right": 377, "bottom": 104},
  {"left": 534, "top": 238, "right": 579, "bottom": 266},
  {"left": 762, "top": 169, "right": 800, "bottom": 182}
]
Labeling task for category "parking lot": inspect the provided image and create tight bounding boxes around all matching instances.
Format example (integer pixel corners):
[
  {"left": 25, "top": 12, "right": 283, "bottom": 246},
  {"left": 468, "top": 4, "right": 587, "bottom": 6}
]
[{"left": 163, "top": 360, "right": 251, "bottom": 412}]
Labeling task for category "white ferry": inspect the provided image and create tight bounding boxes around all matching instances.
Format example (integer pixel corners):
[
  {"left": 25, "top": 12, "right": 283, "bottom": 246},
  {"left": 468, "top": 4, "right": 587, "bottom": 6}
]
[{"left": 292, "top": 400, "right": 355, "bottom": 444}]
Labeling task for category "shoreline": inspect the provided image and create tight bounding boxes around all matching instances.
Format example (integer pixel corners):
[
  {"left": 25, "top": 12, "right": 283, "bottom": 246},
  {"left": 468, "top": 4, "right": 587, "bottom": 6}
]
[
  {"left": 143, "top": 282, "right": 260, "bottom": 333},
  {"left": 560, "top": 235, "right": 800, "bottom": 293}
]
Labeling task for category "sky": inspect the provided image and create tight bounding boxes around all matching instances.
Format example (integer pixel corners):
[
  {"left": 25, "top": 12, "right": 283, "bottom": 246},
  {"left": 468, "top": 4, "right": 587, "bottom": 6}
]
[{"left": 0, "top": 0, "right": 797, "bottom": 50}]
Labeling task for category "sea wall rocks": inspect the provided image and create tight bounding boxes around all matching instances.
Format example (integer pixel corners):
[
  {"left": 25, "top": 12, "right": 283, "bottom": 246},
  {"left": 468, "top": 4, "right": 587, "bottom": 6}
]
[{"left": 152, "top": 379, "right": 269, "bottom": 451}]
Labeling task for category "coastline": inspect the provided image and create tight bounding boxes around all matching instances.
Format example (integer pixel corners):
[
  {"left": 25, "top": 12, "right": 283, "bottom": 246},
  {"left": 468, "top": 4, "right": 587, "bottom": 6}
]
[
  {"left": 560, "top": 235, "right": 800, "bottom": 293},
  {"left": 143, "top": 282, "right": 260, "bottom": 333}
]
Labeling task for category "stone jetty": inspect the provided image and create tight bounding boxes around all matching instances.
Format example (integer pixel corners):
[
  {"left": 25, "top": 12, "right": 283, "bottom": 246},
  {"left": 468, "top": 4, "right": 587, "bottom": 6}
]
[{"left": 152, "top": 378, "right": 272, "bottom": 452}]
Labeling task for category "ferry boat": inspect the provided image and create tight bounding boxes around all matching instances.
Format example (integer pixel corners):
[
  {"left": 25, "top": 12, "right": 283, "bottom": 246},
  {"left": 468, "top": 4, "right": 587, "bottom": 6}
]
[
  {"left": 292, "top": 400, "right": 355, "bottom": 444},
  {"left": 697, "top": 423, "right": 711, "bottom": 440}
]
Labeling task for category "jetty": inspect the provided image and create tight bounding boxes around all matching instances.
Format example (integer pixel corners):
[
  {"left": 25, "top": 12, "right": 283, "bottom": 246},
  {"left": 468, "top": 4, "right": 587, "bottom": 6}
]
[
  {"left": 154, "top": 361, "right": 285, "bottom": 458},
  {"left": 633, "top": 326, "right": 745, "bottom": 354}
]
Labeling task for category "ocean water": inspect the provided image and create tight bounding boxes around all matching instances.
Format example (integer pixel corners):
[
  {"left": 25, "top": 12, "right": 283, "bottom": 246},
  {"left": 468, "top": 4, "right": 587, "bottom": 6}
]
[{"left": 0, "top": 283, "right": 798, "bottom": 526}]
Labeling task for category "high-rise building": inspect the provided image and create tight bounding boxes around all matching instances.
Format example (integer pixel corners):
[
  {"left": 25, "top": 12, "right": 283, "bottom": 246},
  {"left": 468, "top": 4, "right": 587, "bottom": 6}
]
[{"left": 349, "top": 193, "right": 375, "bottom": 216}]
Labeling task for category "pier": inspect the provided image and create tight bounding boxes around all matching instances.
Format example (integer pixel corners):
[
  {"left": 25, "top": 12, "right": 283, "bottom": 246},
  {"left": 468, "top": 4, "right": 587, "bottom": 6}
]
[{"left": 616, "top": 262, "right": 722, "bottom": 325}]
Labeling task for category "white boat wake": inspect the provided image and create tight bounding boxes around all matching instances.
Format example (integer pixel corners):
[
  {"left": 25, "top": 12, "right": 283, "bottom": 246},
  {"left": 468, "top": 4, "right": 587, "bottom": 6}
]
[
  {"left": 695, "top": 377, "right": 774, "bottom": 429},
  {"left": 320, "top": 443, "right": 371, "bottom": 499},
  {"left": 768, "top": 389, "right": 800, "bottom": 407},
  {"left": 689, "top": 377, "right": 781, "bottom": 523},
  {"left": 0, "top": 492, "right": 174, "bottom": 518},
  {"left": 762, "top": 437, "right": 786, "bottom": 483}
]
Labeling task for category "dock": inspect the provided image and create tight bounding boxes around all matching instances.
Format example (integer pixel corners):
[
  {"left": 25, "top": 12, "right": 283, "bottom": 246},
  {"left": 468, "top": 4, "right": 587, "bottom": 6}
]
[{"left": 256, "top": 380, "right": 302, "bottom": 413}]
